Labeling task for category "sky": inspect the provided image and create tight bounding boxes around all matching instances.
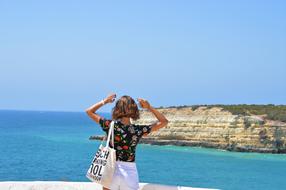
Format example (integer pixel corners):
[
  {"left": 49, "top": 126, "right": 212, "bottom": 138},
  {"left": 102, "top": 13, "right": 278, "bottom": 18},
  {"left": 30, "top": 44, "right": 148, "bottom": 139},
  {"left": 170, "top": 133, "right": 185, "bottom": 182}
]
[{"left": 0, "top": 0, "right": 285, "bottom": 112}]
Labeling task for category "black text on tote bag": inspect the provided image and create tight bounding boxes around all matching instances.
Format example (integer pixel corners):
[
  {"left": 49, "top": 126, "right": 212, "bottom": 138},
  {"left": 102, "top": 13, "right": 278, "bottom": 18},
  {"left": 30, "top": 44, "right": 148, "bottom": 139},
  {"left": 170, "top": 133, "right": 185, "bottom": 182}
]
[{"left": 86, "top": 121, "right": 116, "bottom": 188}]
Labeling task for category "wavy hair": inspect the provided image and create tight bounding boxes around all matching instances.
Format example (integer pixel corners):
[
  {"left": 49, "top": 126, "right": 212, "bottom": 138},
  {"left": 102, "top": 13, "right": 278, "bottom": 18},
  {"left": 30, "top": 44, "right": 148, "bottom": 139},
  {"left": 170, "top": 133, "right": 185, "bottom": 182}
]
[{"left": 112, "top": 95, "right": 140, "bottom": 120}]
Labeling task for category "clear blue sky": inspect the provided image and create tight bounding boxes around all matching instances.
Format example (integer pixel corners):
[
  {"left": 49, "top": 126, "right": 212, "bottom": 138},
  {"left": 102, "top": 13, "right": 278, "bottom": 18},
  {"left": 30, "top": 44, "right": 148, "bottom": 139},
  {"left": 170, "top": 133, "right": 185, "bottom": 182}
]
[{"left": 0, "top": 0, "right": 285, "bottom": 112}]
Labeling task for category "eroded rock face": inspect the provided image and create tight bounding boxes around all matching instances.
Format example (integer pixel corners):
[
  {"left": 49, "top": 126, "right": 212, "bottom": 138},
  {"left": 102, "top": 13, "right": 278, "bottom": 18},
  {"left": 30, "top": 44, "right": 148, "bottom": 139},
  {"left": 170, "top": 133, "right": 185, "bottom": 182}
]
[{"left": 134, "top": 107, "right": 286, "bottom": 153}]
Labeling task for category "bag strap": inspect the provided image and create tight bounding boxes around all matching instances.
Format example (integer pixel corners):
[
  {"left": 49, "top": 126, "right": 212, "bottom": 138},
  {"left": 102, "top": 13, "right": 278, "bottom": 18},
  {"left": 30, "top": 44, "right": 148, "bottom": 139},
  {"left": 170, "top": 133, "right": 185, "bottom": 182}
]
[{"left": 105, "top": 121, "right": 114, "bottom": 148}]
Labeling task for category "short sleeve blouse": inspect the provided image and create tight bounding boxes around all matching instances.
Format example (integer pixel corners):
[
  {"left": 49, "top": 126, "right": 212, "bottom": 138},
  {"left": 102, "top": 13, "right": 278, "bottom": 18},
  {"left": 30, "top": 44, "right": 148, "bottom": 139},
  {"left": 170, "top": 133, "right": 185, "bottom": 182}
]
[{"left": 98, "top": 117, "right": 152, "bottom": 162}]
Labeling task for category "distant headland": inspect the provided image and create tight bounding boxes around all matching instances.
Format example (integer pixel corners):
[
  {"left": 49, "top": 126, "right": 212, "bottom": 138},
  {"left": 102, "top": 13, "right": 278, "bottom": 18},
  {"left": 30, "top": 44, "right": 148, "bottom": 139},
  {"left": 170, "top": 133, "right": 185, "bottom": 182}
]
[{"left": 90, "top": 105, "right": 286, "bottom": 153}]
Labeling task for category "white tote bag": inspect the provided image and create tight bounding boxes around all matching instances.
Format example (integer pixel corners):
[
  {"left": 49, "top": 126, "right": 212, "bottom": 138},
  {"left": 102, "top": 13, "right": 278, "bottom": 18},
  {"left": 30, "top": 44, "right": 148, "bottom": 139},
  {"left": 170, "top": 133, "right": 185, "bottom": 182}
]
[{"left": 86, "top": 121, "right": 116, "bottom": 188}]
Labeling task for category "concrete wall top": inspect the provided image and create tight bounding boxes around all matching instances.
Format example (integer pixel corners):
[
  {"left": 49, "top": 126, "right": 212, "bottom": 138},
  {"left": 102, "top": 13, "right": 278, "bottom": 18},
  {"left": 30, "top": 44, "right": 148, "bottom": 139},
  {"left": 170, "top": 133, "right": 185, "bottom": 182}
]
[{"left": 0, "top": 181, "right": 220, "bottom": 190}]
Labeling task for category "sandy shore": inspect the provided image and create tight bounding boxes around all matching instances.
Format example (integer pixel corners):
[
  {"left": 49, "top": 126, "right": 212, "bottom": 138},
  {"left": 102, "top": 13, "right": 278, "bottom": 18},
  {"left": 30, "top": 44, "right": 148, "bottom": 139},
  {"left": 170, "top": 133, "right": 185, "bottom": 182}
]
[{"left": 0, "top": 181, "right": 219, "bottom": 190}]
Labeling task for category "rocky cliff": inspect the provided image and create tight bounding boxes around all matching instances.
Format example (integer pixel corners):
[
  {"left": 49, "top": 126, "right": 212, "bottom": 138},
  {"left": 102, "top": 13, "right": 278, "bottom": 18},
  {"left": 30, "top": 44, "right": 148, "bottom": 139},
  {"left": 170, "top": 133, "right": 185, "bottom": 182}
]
[{"left": 134, "top": 106, "right": 286, "bottom": 153}]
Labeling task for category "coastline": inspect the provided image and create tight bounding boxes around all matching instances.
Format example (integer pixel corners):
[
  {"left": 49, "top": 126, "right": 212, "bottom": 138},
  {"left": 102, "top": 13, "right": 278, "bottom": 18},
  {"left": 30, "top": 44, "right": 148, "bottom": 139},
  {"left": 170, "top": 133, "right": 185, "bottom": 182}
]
[
  {"left": 89, "top": 135, "right": 286, "bottom": 153},
  {"left": 90, "top": 105, "right": 286, "bottom": 154}
]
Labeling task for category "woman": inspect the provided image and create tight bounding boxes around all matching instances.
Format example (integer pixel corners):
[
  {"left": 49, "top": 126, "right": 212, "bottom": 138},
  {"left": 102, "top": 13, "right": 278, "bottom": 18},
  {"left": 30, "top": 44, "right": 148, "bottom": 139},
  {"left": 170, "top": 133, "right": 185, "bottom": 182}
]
[{"left": 86, "top": 93, "right": 168, "bottom": 190}]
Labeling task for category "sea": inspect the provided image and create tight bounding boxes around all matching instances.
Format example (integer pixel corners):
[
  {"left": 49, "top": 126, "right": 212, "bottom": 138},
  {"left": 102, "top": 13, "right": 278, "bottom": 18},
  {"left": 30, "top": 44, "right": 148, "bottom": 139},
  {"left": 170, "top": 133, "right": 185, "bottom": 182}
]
[{"left": 0, "top": 110, "right": 285, "bottom": 190}]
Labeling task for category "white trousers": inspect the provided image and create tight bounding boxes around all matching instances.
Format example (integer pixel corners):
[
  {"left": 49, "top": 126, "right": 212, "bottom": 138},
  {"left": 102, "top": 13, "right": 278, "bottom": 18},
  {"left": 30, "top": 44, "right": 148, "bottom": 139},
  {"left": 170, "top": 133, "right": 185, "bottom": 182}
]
[{"left": 108, "top": 161, "right": 140, "bottom": 190}]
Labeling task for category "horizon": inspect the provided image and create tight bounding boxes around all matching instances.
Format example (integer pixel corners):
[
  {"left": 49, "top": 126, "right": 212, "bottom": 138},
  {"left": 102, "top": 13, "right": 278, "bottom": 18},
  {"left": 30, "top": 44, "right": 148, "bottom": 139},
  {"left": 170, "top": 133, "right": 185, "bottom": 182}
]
[
  {"left": 1, "top": 103, "right": 285, "bottom": 113},
  {"left": 1, "top": 1, "right": 285, "bottom": 112}
]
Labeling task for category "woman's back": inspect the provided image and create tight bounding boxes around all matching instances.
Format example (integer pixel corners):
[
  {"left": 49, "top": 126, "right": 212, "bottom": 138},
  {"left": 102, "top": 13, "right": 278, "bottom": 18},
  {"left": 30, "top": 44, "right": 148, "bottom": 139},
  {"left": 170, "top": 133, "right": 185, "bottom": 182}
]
[{"left": 99, "top": 118, "right": 152, "bottom": 162}]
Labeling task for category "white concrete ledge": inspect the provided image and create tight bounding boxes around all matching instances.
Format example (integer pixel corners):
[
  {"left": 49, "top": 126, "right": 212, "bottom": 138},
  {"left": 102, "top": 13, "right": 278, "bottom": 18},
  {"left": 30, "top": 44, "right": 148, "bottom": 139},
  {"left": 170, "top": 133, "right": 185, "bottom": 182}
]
[{"left": 0, "top": 181, "right": 220, "bottom": 190}]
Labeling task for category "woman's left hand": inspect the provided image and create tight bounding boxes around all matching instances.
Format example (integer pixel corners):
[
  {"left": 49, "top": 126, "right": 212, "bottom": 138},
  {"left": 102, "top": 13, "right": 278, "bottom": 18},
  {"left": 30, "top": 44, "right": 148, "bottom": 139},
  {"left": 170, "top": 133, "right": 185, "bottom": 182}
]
[{"left": 137, "top": 98, "right": 151, "bottom": 109}]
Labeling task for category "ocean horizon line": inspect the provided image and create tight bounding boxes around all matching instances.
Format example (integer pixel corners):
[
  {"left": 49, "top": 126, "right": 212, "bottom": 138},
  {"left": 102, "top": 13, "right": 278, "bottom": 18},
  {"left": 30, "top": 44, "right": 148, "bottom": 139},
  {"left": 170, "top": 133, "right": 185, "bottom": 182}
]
[
  {"left": 1, "top": 103, "right": 286, "bottom": 113},
  {"left": 0, "top": 109, "right": 110, "bottom": 114}
]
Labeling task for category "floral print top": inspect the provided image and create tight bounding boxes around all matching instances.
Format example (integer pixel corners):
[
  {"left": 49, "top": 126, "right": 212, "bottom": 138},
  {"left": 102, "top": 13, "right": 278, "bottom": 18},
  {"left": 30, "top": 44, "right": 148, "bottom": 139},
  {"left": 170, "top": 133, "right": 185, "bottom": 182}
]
[{"left": 99, "top": 117, "right": 152, "bottom": 162}]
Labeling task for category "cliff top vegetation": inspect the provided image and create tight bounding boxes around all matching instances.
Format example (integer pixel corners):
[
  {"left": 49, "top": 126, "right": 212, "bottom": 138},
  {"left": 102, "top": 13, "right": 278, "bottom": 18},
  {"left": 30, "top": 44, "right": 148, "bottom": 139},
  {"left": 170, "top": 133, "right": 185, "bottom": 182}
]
[{"left": 156, "top": 104, "right": 286, "bottom": 122}]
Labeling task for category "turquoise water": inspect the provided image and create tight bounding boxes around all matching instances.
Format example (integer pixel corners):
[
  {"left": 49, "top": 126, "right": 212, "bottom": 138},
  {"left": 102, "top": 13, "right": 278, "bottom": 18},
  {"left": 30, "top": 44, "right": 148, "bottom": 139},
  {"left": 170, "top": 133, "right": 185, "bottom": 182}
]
[{"left": 0, "top": 110, "right": 285, "bottom": 190}]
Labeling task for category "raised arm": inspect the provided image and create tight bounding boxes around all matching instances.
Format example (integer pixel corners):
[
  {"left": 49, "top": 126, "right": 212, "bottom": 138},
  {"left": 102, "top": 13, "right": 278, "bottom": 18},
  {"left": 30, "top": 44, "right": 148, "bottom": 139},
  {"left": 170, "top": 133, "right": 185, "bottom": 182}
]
[
  {"left": 137, "top": 98, "right": 168, "bottom": 133},
  {"left": 85, "top": 93, "right": 116, "bottom": 123}
]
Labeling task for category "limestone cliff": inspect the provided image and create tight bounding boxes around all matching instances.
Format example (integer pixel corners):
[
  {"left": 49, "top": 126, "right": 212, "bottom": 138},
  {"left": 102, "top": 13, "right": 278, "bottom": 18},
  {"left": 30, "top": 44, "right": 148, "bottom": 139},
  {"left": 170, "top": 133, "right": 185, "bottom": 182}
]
[{"left": 134, "top": 107, "right": 286, "bottom": 153}]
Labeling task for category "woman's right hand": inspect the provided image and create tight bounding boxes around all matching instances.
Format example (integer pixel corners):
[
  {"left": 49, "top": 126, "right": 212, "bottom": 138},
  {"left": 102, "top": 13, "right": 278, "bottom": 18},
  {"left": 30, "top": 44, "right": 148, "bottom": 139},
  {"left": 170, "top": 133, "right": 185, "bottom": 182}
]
[{"left": 104, "top": 93, "right": 116, "bottom": 104}]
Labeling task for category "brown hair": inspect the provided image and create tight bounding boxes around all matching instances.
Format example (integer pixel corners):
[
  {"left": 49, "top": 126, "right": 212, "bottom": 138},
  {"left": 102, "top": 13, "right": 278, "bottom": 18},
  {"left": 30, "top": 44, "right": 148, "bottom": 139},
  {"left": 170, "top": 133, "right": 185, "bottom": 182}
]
[{"left": 112, "top": 95, "right": 140, "bottom": 120}]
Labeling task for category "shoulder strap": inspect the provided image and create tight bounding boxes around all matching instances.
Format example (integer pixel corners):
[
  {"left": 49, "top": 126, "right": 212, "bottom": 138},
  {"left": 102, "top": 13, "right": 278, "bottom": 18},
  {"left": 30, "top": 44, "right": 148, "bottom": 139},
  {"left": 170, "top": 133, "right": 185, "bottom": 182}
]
[{"left": 105, "top": 121, "right": 114, "bottom": 148}]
